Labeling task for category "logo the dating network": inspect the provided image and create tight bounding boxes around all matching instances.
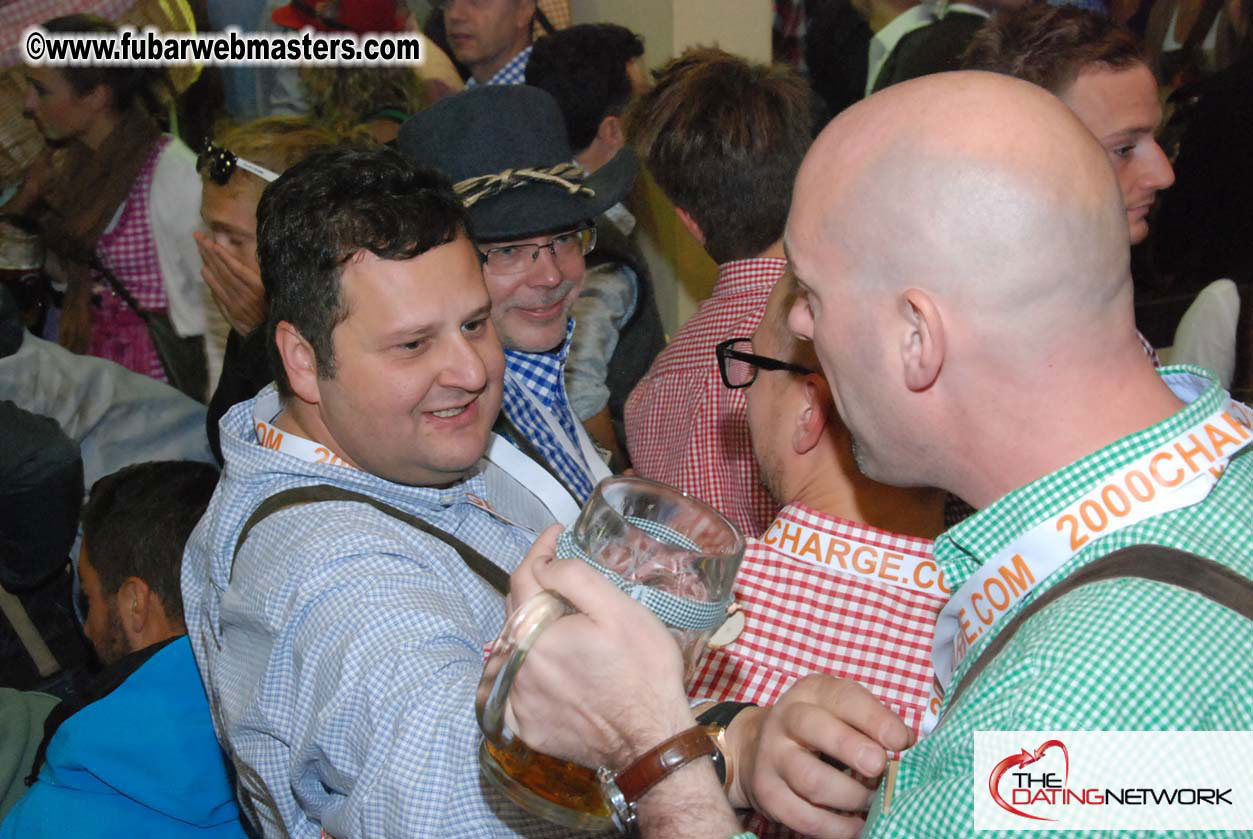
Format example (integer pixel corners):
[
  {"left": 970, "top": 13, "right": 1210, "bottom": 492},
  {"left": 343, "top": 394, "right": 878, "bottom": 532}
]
[{"left": 974, "top": 731, "right": 1253, "bottom": 831}]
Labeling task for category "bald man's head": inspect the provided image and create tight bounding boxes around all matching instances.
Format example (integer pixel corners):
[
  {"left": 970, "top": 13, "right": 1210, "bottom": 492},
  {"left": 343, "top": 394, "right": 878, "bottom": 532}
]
[{"left": 786, "top": 72, "right": 1137, "bottom": 488}]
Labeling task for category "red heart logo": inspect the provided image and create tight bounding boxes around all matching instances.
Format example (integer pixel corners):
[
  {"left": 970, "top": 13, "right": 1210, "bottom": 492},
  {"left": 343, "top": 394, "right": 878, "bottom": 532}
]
[{"left": 988, "top": 740, "right": 1069, "bottom": 821}]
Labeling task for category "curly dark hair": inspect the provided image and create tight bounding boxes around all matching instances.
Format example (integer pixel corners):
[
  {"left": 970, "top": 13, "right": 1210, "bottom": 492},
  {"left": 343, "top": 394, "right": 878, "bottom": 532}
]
[{"left": 256, "top": 145, "right": 471, "bottom": 397}]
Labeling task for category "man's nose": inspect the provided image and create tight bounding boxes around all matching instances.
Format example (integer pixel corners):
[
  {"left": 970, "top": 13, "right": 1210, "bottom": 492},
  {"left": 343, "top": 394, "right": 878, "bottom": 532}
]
[
  {"left": 438, "top": 332, "right": 490, "bottom": 393},
  {"left": 1142, "top": 140, "right": 1175, "bottom": 192},
  {"left": 525, "top": 245, "right": 565, "bottom": 287}
]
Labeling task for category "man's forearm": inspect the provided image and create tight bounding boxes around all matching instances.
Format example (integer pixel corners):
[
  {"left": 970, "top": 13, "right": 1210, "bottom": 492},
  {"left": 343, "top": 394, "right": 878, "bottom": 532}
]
[{"left": 636, "top": 756, "right": 743, "bottom": 839}]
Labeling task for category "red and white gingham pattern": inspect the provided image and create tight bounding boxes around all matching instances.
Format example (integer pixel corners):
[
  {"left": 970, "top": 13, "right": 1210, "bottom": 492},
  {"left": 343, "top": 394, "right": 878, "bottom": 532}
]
[
  {"left": 89, "top": 135, "right": 170, "bottom": 382},
  {"left": 624, "top": 257, "right": 785, "bottom": 538},
  {"left": 689, "top": 504, "right": 945, "bottom": 839}
]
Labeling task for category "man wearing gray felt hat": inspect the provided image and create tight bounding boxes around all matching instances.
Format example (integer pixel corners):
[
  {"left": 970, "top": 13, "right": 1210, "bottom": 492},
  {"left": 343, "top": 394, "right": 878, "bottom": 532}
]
[{"left": 399, "top": 84, "right": 628, "bottom": 505}]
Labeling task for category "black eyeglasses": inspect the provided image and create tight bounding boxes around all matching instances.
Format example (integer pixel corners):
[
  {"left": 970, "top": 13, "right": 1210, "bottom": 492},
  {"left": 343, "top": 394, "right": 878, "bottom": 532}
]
[
  {"left": 198, "top": 142, "right": 281, "bottom": 186},
  {"left": 715, "top": 337, "right": 815, "bottom": 389}
]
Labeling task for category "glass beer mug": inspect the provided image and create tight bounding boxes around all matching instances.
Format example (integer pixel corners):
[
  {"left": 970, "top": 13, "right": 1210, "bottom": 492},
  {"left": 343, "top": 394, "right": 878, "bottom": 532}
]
[{"left": 475, "top": 476, "right": 745, "bottom": 830}]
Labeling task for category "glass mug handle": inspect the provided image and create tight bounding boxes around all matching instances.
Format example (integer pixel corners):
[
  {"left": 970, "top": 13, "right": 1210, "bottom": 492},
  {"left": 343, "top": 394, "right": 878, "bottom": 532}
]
[{"left": 476, "top": 590, "right": 575, "bottom": 743}]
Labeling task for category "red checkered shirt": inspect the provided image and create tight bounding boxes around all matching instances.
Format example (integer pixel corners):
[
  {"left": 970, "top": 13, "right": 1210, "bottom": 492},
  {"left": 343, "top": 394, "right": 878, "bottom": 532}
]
[
  {"left": 689, "top": 504, "right": 946, "bottom": 839},
  {"left": 624, "top": 257, "right": 785, "bottom": 537}
]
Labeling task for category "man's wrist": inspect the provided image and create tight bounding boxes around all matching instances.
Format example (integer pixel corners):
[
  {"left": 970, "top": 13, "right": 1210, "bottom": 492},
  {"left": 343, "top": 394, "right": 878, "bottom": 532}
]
[
  {"left": 612, "top": 699, "right": 698, "bottom": 769},
  {"left": 721, "top": 705, "right": 766, "bottom": 809}
]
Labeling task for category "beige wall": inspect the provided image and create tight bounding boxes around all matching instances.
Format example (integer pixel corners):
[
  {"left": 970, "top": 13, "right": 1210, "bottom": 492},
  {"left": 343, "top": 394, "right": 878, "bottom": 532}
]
[{"left": 571, "top": 0, "right": 772, "bottom": 334}]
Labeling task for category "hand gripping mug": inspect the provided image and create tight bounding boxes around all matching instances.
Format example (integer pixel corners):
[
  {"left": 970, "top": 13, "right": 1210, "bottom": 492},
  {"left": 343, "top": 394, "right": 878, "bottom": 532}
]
[{"left": 475, "top": 476, "right": 746, "bottom": 830}]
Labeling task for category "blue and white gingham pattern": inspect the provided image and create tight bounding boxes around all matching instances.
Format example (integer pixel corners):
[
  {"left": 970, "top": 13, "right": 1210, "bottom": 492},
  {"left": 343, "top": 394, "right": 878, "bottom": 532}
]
[
  {"left": 181, "top": 387, "right": 569, "bottom": 839},
  {"left": 503, "top": 320, "right": 597, "bottom": 502},
  {"left": 555, "top": 522, "right": 733, "bottom": 631},
  {"left": 465, "top": 45, "right": 533, "bottom": 87}
]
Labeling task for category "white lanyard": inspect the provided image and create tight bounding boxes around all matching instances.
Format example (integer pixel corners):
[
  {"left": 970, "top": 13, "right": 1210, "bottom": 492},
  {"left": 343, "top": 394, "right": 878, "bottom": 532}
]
[
  {"left": 486, "top": 433, "right": 582, "bottom": 525},
  {"left": 253, "top": 393, "right": 355, "bottom": 470},
  {"left": 921, "top": 375, "right": 1252, "bottom": 733},
  {"left": 759, "top": 516, "right": 948, "bottom": 598},
  {"left": 252, "top": 392, "right": 517, "bottom": 522},
  {"left": 507, "top": 370, "right": 613, "bottom": 485}
]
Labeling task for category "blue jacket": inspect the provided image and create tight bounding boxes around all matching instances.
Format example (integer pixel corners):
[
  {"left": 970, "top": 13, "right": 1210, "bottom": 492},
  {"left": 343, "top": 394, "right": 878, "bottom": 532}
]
[{"left": 0, "top": 637, "right": 246, "bottom": 838}]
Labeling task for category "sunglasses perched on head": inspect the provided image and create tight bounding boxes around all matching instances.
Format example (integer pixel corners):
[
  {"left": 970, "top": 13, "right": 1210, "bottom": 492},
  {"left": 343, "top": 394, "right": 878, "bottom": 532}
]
[{"left": 198, "top": 142, "right": 282, "bottom": 186}]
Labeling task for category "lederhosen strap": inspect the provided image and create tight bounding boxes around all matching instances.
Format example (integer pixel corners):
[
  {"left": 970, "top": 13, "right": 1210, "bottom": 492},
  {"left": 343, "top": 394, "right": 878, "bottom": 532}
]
[
  {"left": 230, "top": 483, "right": 509, "bottom": 596},
  {"left": 945, "top": 544, "right": 1253, "bottom": 715}
]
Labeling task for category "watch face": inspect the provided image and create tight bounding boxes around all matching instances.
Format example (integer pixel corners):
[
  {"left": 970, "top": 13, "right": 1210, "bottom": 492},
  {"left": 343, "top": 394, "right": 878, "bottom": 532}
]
[{"left": 708, "top": 734, "right": 728, "bottom": 786}]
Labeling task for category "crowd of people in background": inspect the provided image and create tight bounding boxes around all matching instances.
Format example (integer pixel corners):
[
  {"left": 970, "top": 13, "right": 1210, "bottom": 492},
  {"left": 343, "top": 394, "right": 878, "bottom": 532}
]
[{"left": 0, "top": 0, "right": 1249, "bottom": 837}]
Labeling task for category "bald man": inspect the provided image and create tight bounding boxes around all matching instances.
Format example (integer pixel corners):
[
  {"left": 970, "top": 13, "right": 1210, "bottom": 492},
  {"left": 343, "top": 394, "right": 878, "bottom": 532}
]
[{"left": 496, "top": 70, "right": 1253, "bottom": 839}]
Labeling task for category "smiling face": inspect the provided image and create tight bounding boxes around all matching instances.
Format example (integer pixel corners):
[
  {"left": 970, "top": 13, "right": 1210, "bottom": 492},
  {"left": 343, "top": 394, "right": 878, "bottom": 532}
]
[
  {"left": 443, "top": 0, "right": 534, "bottom": 82},
  {"left": 305, "top": 235, "right": 504, "bottom": 487},
  {"left": 200, "top": 179, "right": 263, "bottom": 271},
  {"left": 1059, "top": 63, "right": 1174, "bottom": 245},
  {"left": 480, "top": 229, "right": 586, "bottom": 352}
]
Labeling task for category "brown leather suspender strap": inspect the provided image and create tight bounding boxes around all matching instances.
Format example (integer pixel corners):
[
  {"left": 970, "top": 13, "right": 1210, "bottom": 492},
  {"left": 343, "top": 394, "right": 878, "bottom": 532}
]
[
  {"left": 230, "top": 484, "right": 510, "bottom": 596},
  {"left": 945, "top": 544, "right": 1253, "bottom": 715}
]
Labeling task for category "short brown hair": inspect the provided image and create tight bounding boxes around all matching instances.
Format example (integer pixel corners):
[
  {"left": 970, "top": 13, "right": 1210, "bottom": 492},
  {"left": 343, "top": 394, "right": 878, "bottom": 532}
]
[
  {"left": 962, "top": 4, "right": 1146, "bottom": 94},
  {"left": 625, "top": 47, "right": 813, "bottom": 264}
]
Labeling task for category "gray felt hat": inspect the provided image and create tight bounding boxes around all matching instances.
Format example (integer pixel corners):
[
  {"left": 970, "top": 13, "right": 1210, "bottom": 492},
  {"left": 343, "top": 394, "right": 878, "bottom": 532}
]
[{"left": 397, "top": 85, "right": 633, "bottom": 242}]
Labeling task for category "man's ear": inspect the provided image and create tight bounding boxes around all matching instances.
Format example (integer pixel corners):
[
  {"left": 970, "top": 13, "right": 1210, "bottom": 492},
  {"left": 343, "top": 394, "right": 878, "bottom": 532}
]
[
  {"left": 793, "top": 374, "right": 832, "bottom": 455},
  {"left": 275, "top": 320, "right": 322, "bottom": 405},
  {"left": 116, "top": 577, "right": 152, "bottom": 644},
  {"left": 900, "top": 288, "right": 944, "bottom": 392},
  {"left": 596, "top": 114, "right": 625, "bottom": 154},
  {"left": 674, "top": 207, "right": 707, "bottom": 247}
]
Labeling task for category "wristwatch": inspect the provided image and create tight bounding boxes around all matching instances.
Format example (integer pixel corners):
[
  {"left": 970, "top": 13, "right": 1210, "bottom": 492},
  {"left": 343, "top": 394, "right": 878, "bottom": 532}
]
[
  {"left": 695, "top": 701, "right": 757, "bottom": 791},
  {"left": 600, "top": 725, "right": 717, "bottom": 836}
]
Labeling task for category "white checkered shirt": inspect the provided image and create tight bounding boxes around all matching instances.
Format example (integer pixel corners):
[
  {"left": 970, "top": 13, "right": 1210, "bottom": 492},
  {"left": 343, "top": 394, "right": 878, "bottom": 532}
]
[
  {"left": 182, "top": 387, "right": 567, "bottom": 839},
  {"left": 465, "top": 45, "right": 533, "bottom": 87},
  {"left": 503, "top": 319, "right": 597, "bottom": 501},
  {"left": 624, "top": 257, "right": 785, "bottom": 537},
  {"left": 689, "top": 504, "right": 945, "bottom": 839}
]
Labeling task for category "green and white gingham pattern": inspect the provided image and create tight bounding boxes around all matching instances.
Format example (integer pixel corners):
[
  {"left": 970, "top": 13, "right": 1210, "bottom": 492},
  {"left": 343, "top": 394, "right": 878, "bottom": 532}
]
[
  {"left": 556, "top": 520, "right": 734, "bottom": 631},
  {"left": 863, "top": 367, "right": 1253, "bottom": 839}
]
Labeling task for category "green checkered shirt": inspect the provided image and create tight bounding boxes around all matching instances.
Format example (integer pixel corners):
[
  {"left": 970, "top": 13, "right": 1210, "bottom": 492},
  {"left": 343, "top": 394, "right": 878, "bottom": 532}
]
[{"left": 863, "top": 366, "right": 1253, "bottom": 839}]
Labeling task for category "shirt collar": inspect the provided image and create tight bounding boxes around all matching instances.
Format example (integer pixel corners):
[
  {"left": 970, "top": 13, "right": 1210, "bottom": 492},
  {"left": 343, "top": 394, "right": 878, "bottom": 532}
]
[
  {"left": 504, "top": 316, "right": 575, "bottom": 367},
  {"left": 466, "top": 44, "right": 533, "bottom": 87},
  {"left": 872, "top": 4, "right": 935, "bottom": 51},
  {"left": 935, "top": 365, "right": 1232, "bottom": 583},
  {"left": 765, "top": 502, "right": 936, "bottom": 550},
  {"left": 713, "top": 256, "right": 788, "bottom": 299},
  {"left": 235, "top": 384, "right": 491, "bottom": 511}
]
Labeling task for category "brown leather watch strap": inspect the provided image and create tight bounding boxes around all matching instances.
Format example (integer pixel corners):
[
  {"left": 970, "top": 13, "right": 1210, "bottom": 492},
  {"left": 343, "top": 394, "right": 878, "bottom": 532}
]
[{"left": 614, "top": 725, "right": 716, "bottom": 805}]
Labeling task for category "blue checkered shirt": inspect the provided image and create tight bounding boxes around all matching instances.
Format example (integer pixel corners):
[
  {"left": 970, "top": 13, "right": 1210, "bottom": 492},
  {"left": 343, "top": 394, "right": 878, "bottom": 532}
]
[
  {"left": 502, "top": 319, "right": 597, "bottom": 502},
  {"left": 181, "top": 387, "right": 566, "bottom": 838},
  {"left": 465, "top": 45, "right": 532, "bottom": 87}
]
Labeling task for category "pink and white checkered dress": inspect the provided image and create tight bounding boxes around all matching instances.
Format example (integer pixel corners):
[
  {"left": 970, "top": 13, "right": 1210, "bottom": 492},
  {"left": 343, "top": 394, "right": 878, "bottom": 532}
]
[
  {"left": 689, "top": 504, "right": 946, "bottom": 839},
  {"left": 89, "top": 135, "right": 171, "bottom": 382}
]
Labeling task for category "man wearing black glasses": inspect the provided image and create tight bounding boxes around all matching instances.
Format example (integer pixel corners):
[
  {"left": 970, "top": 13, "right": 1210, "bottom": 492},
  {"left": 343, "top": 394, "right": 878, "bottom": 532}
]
[
  {"left": 401, "top": 85, "right": 631, "bottom": 515},
  {"left": 674, "top": 275, "right": 947, "bottom": 837}
]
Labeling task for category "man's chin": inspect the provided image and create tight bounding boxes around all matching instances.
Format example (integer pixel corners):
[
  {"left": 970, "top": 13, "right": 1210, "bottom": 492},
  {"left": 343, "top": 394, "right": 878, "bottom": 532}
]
[{"left": 501, "top": 315, "right": 570, "bottom": 354}]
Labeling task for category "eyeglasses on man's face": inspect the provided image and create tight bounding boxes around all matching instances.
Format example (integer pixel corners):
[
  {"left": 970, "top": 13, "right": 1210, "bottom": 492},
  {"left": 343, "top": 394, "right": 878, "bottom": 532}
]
[
  {"left": 478, "top": 226, "right": 596, "bottom": 276},
  {"left": 715, "top": 337, "right": 815, "bottom": 389}
]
